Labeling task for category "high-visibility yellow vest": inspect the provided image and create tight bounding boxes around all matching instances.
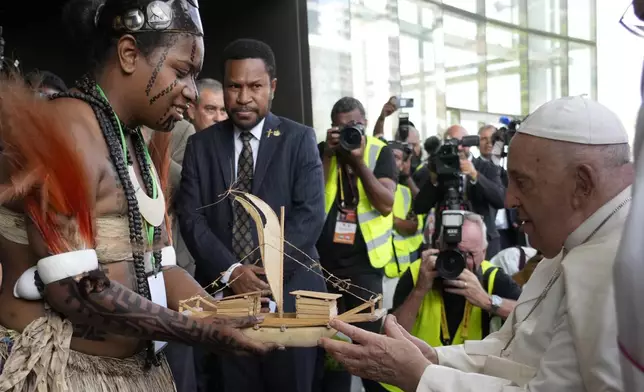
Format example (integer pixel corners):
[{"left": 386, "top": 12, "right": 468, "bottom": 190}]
[
  {"left": 381, "top": 260, "right": 499, "bottom": 392},
  {"left": 385, "top": 185, "right": 424, "bottom": 278},
  {"left": 324, "top": 136, "right": 393, "bottom": 269}
]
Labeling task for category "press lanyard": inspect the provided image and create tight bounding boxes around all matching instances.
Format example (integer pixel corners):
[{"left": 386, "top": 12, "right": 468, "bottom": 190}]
[
  {"left": 337, "top": 165, "right": 357, "bottom": 208},
  {"left": 96, "top": 85, "right": 158, "bottom": 248},
  {"left": 439, "top": 295, "right": 472, "bottom": 345}
]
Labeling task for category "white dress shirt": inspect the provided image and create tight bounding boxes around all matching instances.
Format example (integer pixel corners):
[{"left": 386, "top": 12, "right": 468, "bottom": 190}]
[{"left": 233, "top": 118, "right": 264, "bottom": 179}]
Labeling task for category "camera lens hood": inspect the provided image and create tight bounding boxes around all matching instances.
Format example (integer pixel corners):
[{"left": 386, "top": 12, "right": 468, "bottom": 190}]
[{"left": 435, "top": 249, "right": 466, "bottom": 280}]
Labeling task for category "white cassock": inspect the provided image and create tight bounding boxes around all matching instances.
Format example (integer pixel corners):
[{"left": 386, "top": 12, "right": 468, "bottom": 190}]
[
  {"left": 416, "top": 186, "right": 630, "bottom": 392},
  {"left": 613, "top": 65, "right": 644, "bottom": 391}
]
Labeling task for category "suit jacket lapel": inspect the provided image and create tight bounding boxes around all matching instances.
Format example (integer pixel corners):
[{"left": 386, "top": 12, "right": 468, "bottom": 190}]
[
  {"left": 216, "top": 120, "right": 235, "bottom": 189},
  {"left": 252, "top": 113, "right": 282, "bottom": 194}
]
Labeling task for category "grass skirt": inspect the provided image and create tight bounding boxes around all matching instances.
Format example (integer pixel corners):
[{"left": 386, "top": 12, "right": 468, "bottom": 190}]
[{"left": 0, "top": 311, "right": 176, "bottom": 392}]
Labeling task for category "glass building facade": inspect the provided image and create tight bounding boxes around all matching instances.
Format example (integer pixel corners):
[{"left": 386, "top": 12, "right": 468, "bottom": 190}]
[{"left": 307, "top": 0, "right": 597, "bottom": 141}]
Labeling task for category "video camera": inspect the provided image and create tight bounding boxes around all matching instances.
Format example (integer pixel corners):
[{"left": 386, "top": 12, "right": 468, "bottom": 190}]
[
  {"left": 430, "top": 135, "right": 480, "bottom": 189},
  {"left": 492, "top": 116, "right": 521, "bottom": 158},
  {"left": 426, "top": 135, "right": 479, "bottom": 278}
]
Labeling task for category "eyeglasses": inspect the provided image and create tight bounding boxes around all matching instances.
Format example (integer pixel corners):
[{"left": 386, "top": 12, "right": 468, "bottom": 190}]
[{"left": 620, "top": 2, "right": 644, "bottom": 38}]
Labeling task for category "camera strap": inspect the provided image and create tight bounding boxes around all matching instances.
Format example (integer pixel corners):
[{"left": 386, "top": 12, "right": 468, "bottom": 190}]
[
  {"left": 439, "top": 296, "right": 473, "bottom": 345},
  {"left": 334, "top": 165, "right": 359, "bottom": 245},
  {"left": 337, "top": 165, "right": 357, "bottom": 208}
]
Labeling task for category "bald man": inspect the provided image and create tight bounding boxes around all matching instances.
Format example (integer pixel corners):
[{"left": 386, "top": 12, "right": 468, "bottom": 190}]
[
  {"left": 321, "top": 96, "right": 632, "bottom": 391},
  {"left": 414, "top": 125, "right": 505, "bottom": 259}
]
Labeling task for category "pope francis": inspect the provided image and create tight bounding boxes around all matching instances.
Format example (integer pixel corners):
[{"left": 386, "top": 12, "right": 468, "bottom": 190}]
[{"left": 320, "top": 96, "right": 633, "bottom": 392}]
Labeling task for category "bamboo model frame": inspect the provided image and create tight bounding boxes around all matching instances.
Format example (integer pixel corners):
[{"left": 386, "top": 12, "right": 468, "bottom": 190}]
[{"left": 178, "top": 191, "right": 386, "bottom": 346}]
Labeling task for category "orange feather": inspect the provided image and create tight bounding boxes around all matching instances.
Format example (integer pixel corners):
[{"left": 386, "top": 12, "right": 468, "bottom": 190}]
[{"left": 0, "top": 75, "right": 95, "bottom": 253}]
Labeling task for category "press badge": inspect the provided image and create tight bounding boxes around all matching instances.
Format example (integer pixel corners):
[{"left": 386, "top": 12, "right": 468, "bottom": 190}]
[{"left": 333, "top": 209, "right": 357, "bottom": 245}]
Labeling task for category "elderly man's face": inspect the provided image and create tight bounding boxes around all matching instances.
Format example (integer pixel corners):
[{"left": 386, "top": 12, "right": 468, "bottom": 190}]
[
  {"left": 190, "top": 88, "right": 227, "bottom": 131},
  {"left": 407, "top": 126, "right": 421, "bottom": 156},
  {"left": 505, "top": 134, "right": 574, "bottom": 257},
  {"left": 478, "top": 127, "right": 495, "bottom": 158},
  {"left": 458, "top": 220, "right": 485, "bottom": 270}
]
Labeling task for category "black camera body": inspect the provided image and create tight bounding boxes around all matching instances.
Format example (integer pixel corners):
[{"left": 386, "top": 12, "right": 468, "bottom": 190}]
[
  {"left": 398, "top": 113, "right": 411, "bottom": 142},
  {"left": 338, "top": 122, "right": 366, "bottom": 151},
  {"left": 492, "top": 117, "right": 521, "bottom": 158},
  {"left": 435, "top": 210, "right": 467, "bottom": 279},
  {"left": 428, "top": 135, "right": 480, "bottom": 208}
]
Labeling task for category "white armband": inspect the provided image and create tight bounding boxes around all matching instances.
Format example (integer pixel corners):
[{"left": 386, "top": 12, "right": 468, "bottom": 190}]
[
  {"left": 15, "top": 249, "right": 100, "bottom": 300},
  {"left": 221, "top": 262, "right": 242, "bottom": 284},
  {"left": 37, "top": 249, "right": 99, "bottom": 285}
]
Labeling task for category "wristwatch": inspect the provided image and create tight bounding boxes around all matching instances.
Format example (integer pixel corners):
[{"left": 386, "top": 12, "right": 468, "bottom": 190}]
[{"left": 489, "top": 295, "right": 502, "bottom": 314}]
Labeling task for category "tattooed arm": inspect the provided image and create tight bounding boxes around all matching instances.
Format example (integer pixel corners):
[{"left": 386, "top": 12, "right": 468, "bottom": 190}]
[
  {"left": 44, "top": 274, "right": 271, "bottom": 354},
  {"left": 25, "top": 221, "right": 272, "bottom": 355}
]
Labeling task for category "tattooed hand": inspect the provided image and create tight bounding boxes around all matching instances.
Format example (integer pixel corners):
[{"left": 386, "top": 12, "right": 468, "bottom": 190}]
[
  {"left": 202, "top": 314, "right": 282, "bottom": 355},
  {"left": 45, "top": 276, "right": 282, "bottom": 356}
]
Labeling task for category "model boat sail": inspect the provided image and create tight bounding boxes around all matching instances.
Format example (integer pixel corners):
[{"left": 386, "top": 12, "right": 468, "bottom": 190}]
[{"left": 179, "top": 192, "right": 386, "bottom": 347}]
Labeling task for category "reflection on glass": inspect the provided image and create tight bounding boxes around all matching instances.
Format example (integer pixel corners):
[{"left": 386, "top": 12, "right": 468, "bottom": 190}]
[
  {"left": 486, "top": 25, "right": 521, "bottom": 115},
  {"left": 308, "top": 0, "right": 352, "bottom": 140},
  {"left": 442, "top": 0, "right": 477, "bottom": 13},
  {"left": 400, "top": 35, "right": 420, "bottom": 76},
  {"left": 306, "top": 0, "right": 596, "bottom": 141},
  {"left": 444, "top": 13, "right": 480, "bottom": 112},
  {"left": 486, "top": 0, "right": 520, "bottom": 25},
  {"left": 443, "top": 13, "right": 477, "bottom": 38},
  {"left": 446, "top": 79, "right": 479, "bottom": 111},
  {"left": 424, "top": 84, "right": 438, "bottom": 137},
  {"left": 568, "top": 43, "right": 594, "bottom": 97},
  {"left": 567, "top": 0, "right": 594, "bottom": 40},
  {"left": 528, "top": 36, "right": 564, "bottom": 111},
  {"left": 527, "top": 0, "right": 562, "bottom": 34},
  {"left": 399, "top": 0, "right": 419, "bottom": 24}
]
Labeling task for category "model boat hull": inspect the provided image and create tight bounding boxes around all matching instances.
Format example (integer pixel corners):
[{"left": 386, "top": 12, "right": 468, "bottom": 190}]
[{"left": 241, "top": 326, "right": 338, "bottom": 347}]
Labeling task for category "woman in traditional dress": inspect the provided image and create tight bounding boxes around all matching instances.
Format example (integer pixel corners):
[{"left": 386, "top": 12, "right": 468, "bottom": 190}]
[{"left": 0, "top": 1, "right": 275, "bottom": 391}]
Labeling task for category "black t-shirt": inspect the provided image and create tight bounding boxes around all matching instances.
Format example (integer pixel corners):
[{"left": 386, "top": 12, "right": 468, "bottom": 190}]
[
  {"left": 316, "top": 142, "right": 396, "bottom": 276},
  {"left": 392, "top": 265, "right": 522, "bottom": 342}
]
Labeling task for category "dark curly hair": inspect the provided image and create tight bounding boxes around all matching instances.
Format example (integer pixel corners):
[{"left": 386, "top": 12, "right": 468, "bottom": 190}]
[{"left": 221, "top": 38, "right": 277, "bottom": 80}]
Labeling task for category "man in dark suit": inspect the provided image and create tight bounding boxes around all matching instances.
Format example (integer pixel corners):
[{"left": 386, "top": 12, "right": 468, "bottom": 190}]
[
  {"left": 177, "top": 39, "right": 326, "bottom": 392},
  {"left": 413, "top": 125, "right": 505, "bottom": 259}
]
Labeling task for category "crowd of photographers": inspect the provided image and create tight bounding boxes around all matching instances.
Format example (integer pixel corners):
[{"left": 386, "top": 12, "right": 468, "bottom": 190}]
[{"left": 317, "top": 95, "right": 539, "bottom": 392}]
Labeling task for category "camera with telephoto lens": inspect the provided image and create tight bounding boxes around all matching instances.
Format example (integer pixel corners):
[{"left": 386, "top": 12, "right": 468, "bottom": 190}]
[
  {"left": 426, "top": 135, "right": 480, "bottom": 253},
  {"left": 435, "top": 210, "right": 467, "bottom": 279},
  {"left": 337, "top": 122, "right": 366, "bottom": 151}
]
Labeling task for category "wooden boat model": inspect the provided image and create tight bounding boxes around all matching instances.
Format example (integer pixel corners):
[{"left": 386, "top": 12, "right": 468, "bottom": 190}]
[{"left": 179, "top": 192, "right": 386, "bottom": 347}]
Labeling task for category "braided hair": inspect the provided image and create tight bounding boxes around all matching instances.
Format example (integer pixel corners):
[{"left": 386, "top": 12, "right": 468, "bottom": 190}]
[{"left": 53, "top": 74, "right": 163, "bottom": 367}]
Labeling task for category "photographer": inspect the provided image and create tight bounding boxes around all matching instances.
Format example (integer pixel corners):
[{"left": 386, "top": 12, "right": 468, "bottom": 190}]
[
  {"left": 414, "top": 125, "right": 505, "bottom": 259},
  {"left": 382, "top": 142, "right": 425, "bottom": 309},
  {"left": 317, "top": 97, "right": 396, "bottom": 392},
  {"left": 390, "top": 212, "right": 520, "bottom": 351},
  {"left": 373, "top": 97, "right": 421, "bottom": 196}
]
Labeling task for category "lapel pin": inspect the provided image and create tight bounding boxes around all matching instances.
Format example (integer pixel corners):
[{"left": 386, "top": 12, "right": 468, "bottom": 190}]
[{"left": 267, "top": 129, "right": 281, "bottom": 138}]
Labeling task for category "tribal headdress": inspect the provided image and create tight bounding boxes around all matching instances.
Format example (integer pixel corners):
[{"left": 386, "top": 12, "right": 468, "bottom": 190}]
[{"left": 95, "top": 0, "right": 203, "bottom": 36}]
